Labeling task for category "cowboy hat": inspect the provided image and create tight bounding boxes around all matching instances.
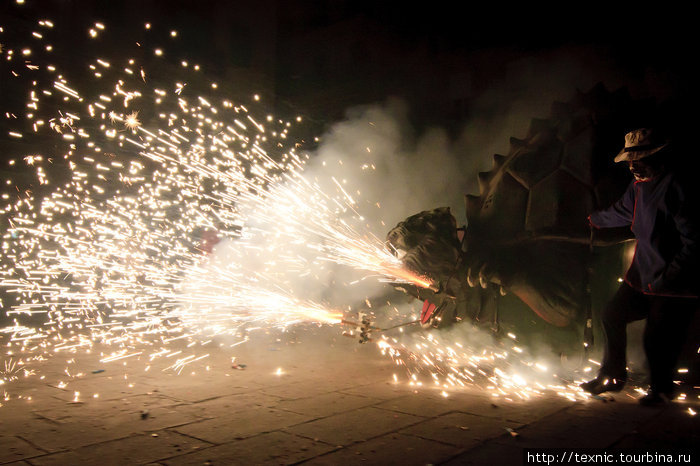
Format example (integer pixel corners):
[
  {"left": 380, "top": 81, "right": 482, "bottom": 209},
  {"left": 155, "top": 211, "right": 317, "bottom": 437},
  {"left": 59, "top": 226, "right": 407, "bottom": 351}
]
[{"left": 614, "top": 128, "right": 669, "bottom": 163}]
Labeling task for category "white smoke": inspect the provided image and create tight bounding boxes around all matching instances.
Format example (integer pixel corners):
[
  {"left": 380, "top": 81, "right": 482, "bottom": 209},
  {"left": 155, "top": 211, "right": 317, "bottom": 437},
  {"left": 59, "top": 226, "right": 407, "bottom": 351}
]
[
  {"left": 182, "top": 97, "right": 488, "bottom": 323},
  {"left": 179, "top": 44, "right": 672, "bottom": 369}
]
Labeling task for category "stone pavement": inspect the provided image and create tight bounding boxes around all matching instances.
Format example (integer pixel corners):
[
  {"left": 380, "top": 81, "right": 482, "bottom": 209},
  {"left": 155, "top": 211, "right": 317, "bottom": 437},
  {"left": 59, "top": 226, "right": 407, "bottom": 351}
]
[{"left": 1, "top": 327, "right": 698, "bottom": 466}]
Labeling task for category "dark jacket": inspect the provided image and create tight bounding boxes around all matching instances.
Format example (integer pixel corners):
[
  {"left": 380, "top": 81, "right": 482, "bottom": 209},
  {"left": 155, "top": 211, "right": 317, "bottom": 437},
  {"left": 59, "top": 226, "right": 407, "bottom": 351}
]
[{"left": 589, "top": 170, "right": 699, "bottom": 297}]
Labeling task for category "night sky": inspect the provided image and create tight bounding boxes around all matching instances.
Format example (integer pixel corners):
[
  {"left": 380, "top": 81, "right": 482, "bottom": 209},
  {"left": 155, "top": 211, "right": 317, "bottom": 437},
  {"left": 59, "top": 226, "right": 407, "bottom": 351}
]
[
  {"left": 1, "top": 0, "right": 694, "bottom": 206},
  {"left": 2, "top": 0, "right": 693, "bottom": 133}
]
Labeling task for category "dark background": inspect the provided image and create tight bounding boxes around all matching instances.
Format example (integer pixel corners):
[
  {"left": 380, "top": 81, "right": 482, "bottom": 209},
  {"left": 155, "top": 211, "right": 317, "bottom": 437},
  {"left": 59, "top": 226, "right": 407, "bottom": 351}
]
[
  {"left": 1, "top": 0, "right": 693, "bottom": 135},
  {"left": 2, "top": 0, "right": 694, "bottom": 211}
]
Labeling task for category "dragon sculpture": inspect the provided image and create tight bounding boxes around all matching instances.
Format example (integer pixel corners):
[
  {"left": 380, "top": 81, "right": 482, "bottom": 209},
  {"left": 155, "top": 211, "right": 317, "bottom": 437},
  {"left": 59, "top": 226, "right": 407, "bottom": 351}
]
[{"left": 386, "top": 83, "right": 674, "bottom": 347}]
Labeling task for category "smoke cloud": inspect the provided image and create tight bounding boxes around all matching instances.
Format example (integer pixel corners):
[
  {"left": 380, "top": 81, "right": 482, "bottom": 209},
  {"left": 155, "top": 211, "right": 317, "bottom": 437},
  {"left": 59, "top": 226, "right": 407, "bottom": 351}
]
[{"left": 184, "top": 43, "right": 674, "bottom": 375}]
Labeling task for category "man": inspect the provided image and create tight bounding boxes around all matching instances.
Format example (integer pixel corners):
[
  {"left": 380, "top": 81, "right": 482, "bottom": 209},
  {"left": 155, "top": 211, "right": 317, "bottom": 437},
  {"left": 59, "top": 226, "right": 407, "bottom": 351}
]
[{"left": 580, "top": 128, "right": 699, "bottom": 406}]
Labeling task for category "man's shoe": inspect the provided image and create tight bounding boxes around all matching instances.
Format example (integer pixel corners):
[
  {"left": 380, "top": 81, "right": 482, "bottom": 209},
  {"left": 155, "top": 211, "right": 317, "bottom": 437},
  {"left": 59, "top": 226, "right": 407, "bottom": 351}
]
[
  {"left": 638, "top": 390, "right": 673, "bottom": 407},
  {"left": 580, "top": 376, "right": 625, "bottom": 395}
]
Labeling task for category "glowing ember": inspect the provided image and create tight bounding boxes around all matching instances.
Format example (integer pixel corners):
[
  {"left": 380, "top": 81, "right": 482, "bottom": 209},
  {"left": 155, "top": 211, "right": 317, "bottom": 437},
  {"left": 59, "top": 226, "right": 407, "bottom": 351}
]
[
  {"left": 123, "top": 111, "right": 141, "bottom": 130},
  {"left": 375, "top": 322, "right": 592, "bottom": 401}
]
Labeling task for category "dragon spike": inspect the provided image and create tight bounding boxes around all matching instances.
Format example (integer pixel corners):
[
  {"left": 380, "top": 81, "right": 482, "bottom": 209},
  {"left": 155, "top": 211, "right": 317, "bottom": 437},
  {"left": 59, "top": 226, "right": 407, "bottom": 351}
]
[
  {"left": 587, "top": 81, "right": 608, "bottom": 98},
  {"left": 574, "top": 82, "right": 607, "bottom": 107},
  {"left": 464, "top": 194, "right": 482, "bottom": 221},
  {"left": 611, "top": 86, "right": 631, "bottom": 102},
  {"left": 492, "top": 154, "right": 507, "bottom": 169},
  {"left": 550, "top": 101, "right": 572, "bottom": 120},
  {"left": 477, "top": 171, "right": 492, "bottom": 195},
  {"left": 573, "top": 88, "right": 587, "bottom": 106},
  {"left": 509, "top": 137, "right": 528, "bottom": 153},
  {"left": 527, "top": 118, "right": 552, "bottom": 138}
]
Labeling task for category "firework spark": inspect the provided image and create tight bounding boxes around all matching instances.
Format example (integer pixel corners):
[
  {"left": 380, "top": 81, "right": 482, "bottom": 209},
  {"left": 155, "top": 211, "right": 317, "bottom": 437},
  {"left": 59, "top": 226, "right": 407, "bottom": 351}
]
[
  {"left": 123, "top": 111, "right": 141, "bottom": 130},
  {"left": 1, "top": 4, "right": 679, "bottom": 413},
  {"left": 0, "top": 6, "right": 432, "bottom": 397},
  {"left": 373, "top": 320, "right": 592, "bottom": 402}
]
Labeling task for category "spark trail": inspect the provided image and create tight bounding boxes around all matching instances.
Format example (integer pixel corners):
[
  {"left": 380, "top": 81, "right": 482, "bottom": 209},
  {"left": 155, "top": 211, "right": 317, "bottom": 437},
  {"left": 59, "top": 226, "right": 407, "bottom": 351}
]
[
  {"left": 0, "top": 4, "right": 638, "bottom": 407},
  {"left": 0, "top": 4, "right": 432, "bottom": 391}
]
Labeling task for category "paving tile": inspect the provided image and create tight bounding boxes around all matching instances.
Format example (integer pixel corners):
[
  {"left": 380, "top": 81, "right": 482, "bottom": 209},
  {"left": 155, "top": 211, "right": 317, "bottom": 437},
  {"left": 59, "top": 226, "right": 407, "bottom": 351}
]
[
  {"left": 339, "top": 381, "right": 417, "bottom": 400},
  {"left": 26, "top": 430, "right": 209, "bottom": 466},
  {"left": 0, "top": 436, "right": 46, "bottom": 464},
  {"left": 0, "top": 402, "right": 65, "bottom": 437},
  {"left": 161, "top": 431, "right": 337, "bottom": 465},
  {"left": 441, "top": 441, "right": 524, "bottom": 466},
  {"left": 0, "top": 384, "right": 58, "bottom": 409},
  {"left": 153, "top": 379, "right": 261, "bottom": 403},
  {"left": 31, "top": 394, "right": 183, "bottom": 423},
  {"left": 260, "top": 380, "right": 348, "bottom": 400},
  {"left": 613, "top": 402, "right": 700, "bottom": 449},
  {"left": 15, "top": 402, "right": 209, "bottom": 452},
  {"left": 399, "top": 412, "right": 522, "bottom": 448},
  {"left": 486, "top": 400, "right": 654, "bottom": 449},
  {"left": 260, "top": 376, "right": 379, "bottom": 400},
  {"left": 373, "top": 392, "right": 464, "bottom": 417},
  {"left": 185, "top": 391, "right": 283, "bottom": 413},
  {"left": 276, "top": 391, "right": 381, "bottom": 418},
  {"left": 45, "top": 378, "right": 159, "bottom": 403},
  {"left": 302, "top": 432, "right": 461, "bottom": 465},
  {"left": 564, "top": 395, "right": 670, "bottom": 423},
  {"left": 172, "top": 406, "right": 312, "bottom": 443},
  {"left": 453, "top": 393, "right": 575, "bottom": 423},
  {"left": 285, "top": 406, "right": 425, "bottom": 446}
]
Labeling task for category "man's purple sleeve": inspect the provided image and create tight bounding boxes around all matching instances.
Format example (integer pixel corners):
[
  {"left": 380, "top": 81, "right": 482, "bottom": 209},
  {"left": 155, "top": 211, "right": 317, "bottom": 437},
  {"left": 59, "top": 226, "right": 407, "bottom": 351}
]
[{"left": 589, "top": 181, "right": 636, "bottom": 229}]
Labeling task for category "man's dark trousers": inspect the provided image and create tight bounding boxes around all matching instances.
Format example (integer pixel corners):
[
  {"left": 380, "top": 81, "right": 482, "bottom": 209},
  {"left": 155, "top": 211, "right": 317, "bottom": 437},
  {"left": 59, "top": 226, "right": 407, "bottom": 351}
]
[{"left": 600, "top": 282, "right": 698, "bottom": 393}]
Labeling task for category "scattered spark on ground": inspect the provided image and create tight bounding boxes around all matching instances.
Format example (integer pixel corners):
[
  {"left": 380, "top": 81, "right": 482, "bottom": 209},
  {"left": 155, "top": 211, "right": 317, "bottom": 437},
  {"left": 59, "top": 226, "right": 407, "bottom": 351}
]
[{"left": 374, "top": 318, "right": 592, "bottom": 403}]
